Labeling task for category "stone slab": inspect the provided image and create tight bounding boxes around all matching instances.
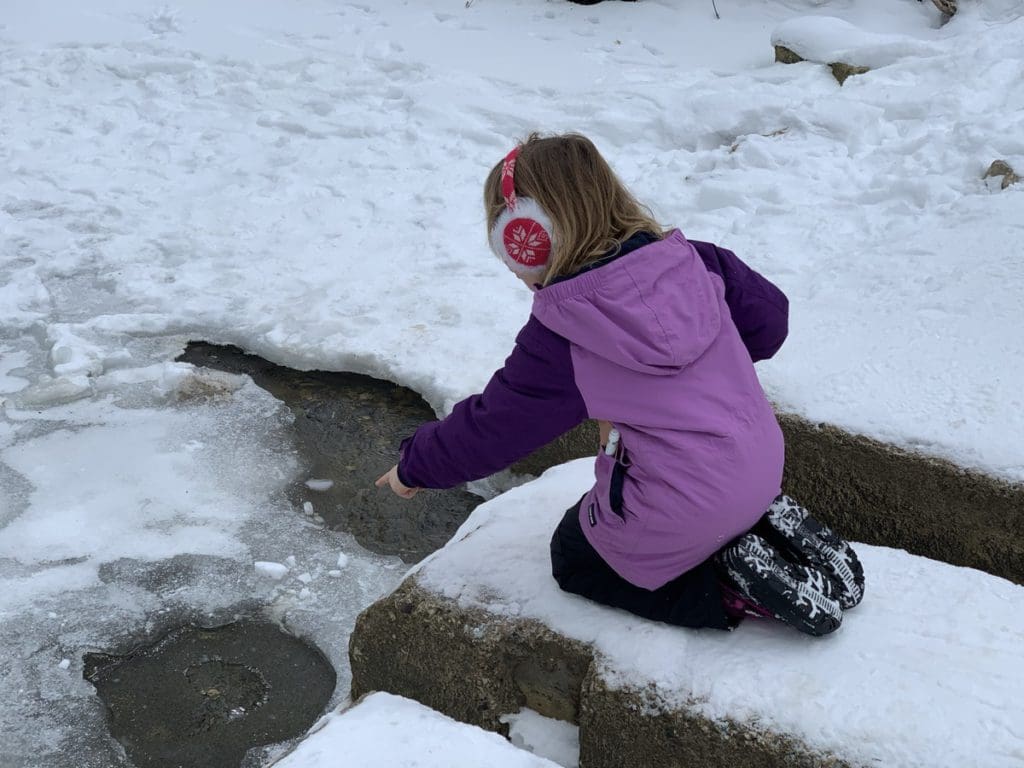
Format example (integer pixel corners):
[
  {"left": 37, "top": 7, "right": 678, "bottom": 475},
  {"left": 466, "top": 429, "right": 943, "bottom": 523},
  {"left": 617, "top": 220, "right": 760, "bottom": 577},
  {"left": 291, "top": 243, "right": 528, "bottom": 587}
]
[{"left": 350, "top": 462, "right": 1024, "bottom": 768}]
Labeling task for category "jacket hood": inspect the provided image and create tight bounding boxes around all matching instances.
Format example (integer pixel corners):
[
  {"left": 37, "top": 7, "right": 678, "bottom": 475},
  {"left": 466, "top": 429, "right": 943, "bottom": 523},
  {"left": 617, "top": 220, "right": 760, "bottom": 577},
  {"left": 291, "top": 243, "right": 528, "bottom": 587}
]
[{"left": 531, "top": 230, "right": 721, "bottom": 376}]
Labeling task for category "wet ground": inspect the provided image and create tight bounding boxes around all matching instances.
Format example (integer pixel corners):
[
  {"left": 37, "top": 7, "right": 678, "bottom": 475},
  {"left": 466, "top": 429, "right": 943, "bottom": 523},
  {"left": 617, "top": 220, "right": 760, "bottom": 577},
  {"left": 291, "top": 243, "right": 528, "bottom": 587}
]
[
  {"left": 177, "top": 342, "right": 480, "bottom": 563},
  {"left": 84, "top": 620, "right": 335, "bottom": 768}
]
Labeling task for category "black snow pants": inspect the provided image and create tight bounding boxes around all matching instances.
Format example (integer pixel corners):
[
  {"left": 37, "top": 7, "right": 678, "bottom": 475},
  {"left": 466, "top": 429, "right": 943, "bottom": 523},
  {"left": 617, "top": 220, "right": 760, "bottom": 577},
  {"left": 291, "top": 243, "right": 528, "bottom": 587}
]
[{"left": 549, "top": 497, "right": 732, "bottom": 630}]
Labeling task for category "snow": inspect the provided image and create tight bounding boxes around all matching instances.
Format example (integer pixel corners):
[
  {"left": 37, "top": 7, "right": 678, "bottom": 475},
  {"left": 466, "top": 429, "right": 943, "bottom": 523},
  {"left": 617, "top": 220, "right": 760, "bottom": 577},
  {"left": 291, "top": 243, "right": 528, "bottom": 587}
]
[
  {"left": 2, "top": 0, "right": 1022, "bottom": 481},
  {"left": 500, "top": 709, "right": 581, "bottom": 768},
  {"left": 415, "top": 460, "right": 1024, "bottom": 768},
  {"left": 274, "top": 693, "right": 559, "bottom": 768},
  {"left": 2, "top": 0, "right": 1023, "bottom": 765},
  {"left": 771, "top": 16, "right": 941, "bottom": 68}
]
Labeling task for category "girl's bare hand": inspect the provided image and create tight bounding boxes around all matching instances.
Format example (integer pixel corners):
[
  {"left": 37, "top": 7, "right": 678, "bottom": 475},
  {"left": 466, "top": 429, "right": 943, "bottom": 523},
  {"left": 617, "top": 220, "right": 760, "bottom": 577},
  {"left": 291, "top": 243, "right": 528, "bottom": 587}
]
[{"left": 374, "top": 464, "right": 420, "bottom": 499}]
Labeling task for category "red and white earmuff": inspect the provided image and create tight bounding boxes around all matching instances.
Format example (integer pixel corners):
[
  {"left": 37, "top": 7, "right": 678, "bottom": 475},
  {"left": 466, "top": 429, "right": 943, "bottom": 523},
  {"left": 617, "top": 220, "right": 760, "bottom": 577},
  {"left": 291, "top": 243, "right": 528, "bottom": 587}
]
[{"left": 489, "top": 147, "right": 555, "bottom": 276}]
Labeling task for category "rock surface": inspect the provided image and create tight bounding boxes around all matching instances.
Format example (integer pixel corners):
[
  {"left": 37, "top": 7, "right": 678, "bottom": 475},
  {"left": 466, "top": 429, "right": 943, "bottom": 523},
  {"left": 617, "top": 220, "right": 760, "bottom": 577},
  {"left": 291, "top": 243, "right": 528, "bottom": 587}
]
[
  {"left": 983, "top": 159, "right": 1020, "bottom": 189},
  {"left": 350, "top": 461, "right": 1024, "bottom": 768}
]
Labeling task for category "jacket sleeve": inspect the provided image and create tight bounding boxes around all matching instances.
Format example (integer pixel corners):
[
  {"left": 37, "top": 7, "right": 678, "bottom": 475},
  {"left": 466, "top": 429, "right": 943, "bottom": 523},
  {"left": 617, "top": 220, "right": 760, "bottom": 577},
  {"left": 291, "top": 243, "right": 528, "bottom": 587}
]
[
  {"left": 397, "top": 315, "right": 589, "bottom": 489},
  {"left": 691, "top": 240, "right": 790, "bottom": 362}
]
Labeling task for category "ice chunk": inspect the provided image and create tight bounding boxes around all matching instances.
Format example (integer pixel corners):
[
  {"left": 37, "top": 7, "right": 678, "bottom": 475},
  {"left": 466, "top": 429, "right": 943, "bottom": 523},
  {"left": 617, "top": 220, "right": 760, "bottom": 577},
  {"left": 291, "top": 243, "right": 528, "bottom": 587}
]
[
  {"left": 15, "top": 374, "right": 92, "bottom": 407},
  {"left": 255, "top": 561, "right": 289, "bottom": 580},
  {"left": 305, "top": 479, "right": 334, "bottom": 492},
  {"left": 336, "top": 553, "right": 349, "bottom": 569}
]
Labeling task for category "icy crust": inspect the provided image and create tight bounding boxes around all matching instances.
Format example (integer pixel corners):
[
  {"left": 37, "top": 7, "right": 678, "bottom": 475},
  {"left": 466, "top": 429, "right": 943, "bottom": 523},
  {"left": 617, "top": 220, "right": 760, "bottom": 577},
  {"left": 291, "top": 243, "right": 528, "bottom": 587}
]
[
  {"left": 274, "top": 693, "right": 560, "bottom": 768},
  {"left": 771, "top": 16, "right": 941, "bottom": 68},
  {"left": 414, "top": 461, "right": 1024, "bottom": 768},
  {"left": 0, "top": 366, "right": 405, "bottom": 767},
  {"left": 1, "top": 0, "right": 1023, "bottom": 483}
]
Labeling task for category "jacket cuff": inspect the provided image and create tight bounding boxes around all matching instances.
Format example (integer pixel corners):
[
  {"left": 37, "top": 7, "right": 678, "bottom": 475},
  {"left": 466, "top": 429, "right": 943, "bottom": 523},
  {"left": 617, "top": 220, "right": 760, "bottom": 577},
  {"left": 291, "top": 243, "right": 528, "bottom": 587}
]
[{"left": 396, "top": 437, "right": 419, "bottom": 489}]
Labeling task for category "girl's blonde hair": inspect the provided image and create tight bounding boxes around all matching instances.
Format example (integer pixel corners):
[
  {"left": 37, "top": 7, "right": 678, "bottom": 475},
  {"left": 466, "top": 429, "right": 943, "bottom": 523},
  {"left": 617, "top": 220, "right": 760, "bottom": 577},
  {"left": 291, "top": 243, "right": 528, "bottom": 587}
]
[{"left": 484, "top": 133, "right": 663, "bottom": 285}]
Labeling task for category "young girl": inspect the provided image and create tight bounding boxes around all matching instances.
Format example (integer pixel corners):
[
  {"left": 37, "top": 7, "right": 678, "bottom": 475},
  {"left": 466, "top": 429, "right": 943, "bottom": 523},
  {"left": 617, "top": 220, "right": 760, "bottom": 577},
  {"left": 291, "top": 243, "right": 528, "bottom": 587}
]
[{"left": 376, "top": 133, "right": 864, "bottom": 636}]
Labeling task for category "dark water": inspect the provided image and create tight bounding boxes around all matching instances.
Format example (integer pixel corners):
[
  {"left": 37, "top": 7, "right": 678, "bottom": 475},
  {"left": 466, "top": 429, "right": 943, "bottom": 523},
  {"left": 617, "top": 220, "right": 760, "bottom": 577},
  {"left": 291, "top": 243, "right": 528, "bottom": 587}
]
[
  {"left": 176, "top": 342, "right": 480, "bottom": 563},
  {"left": 84, "top": 620, "right": 335, "bottom": 768}
]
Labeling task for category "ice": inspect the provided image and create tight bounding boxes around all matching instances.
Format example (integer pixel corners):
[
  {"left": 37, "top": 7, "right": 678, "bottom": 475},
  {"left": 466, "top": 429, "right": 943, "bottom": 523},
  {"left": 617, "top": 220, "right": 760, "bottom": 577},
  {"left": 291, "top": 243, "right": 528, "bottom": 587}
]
[
  {"left": 336, "top": 553, "right": 350, "bottom": 569},
  {"left": 14, "top": 375, "right": 93, "bottom": 407},
  {"left": 0, "top": 350, "right": 31, "bottom": 395},
  {"left": 255, "top": 562, "right": 290, "bottom": 581},
  {"left": 302, "top": 501, "right": 315, "bottom": 516},
  {"left": 57, "top": 660, "right": 70, "bottom": 671},
  {"left": 0, "top": 358, "right": 403, "bottom": 766},
  {"left": 305, "top": 479, "right": 334, "bottom": 491}
]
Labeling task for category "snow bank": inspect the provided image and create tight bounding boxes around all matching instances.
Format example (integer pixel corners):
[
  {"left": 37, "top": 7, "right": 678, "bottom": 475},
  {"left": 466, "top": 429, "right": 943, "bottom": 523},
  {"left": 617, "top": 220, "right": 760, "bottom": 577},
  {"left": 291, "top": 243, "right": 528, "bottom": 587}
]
[
  {"left": 274, "top": 693, "right": 559, "bottom": 768},
  {"left": 771, "top": 16, "right": 941, "bottom": 68}
]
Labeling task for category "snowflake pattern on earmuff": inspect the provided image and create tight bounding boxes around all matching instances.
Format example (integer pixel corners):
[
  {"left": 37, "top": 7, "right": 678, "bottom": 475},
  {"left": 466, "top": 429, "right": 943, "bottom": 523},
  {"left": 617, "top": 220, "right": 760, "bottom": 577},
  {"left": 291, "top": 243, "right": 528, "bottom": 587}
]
[
  {"left": 489, "top": 146, "right": 554, "bottom": 275},
  {"left": 503, "top": 218, "right": 551, "bottom": 267}
]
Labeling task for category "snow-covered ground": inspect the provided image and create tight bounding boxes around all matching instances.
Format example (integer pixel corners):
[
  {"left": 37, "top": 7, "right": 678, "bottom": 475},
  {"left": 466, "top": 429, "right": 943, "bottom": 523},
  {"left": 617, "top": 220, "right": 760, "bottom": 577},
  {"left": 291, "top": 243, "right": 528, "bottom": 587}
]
[
  {"left": 1, "top": 0, "right": 1022, "bottom": 765},
  {"left": 274, "top": 692, "right": 564, "bottom": 768}
]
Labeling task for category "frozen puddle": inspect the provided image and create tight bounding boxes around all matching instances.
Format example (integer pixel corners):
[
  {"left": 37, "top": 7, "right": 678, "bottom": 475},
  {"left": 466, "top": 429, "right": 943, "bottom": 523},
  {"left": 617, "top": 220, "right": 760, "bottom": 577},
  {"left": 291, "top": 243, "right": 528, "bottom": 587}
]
[
  {"left": 178, "top": 342, "right": 480, "bottom": 562},
  {"left": 85, "top": 620, "right": 334, "bottom": 768},
  {"left": 0, "top": 335, "right": 407, "bottom": 768}
]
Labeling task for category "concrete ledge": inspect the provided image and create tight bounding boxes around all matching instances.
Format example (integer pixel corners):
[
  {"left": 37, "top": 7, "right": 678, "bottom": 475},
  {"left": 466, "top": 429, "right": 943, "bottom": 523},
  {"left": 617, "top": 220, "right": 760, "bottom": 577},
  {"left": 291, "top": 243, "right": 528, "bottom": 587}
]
[
  {"left": 579, "top": 671, "right": 851, "bottom": 768},
  {"left": 777, "top": 415, "right": 1023, "bottom": 585},
  {"left": 512, "top": 414, "right": 1024, "bottom": 586},
  {"left": 350, "top": 580, "right": 592, "bottom": 731},
  {"left": 350, "top": 462, "right": 1024, "bottom": 768},
  {"left": 350, "top": 579, "right": 852, "bottom": 768}
]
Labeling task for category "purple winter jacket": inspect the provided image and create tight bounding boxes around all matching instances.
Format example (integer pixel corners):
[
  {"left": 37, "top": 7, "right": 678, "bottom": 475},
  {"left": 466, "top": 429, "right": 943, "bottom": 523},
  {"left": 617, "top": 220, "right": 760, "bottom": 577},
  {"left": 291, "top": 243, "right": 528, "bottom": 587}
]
[{"left": 399, "top": 230, "right": 787, "bottom": 589}]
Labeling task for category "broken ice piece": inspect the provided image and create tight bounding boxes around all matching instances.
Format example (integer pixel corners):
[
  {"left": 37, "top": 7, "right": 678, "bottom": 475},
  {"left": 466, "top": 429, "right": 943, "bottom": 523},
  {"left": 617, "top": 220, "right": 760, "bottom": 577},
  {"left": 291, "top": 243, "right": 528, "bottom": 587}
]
[
  {"left": 302, "top": 501, "right": 315, "bottom": 515},
  {"left": 255, "top": 561, "right": 289, "bottom": 580},
  {"left": 58, "top": 659, "right": 70, "bottom": 670},
  {"left": 305, "top": 479, "right": 334, "bottom": 491},
  {"left": 336, "top": 553, "right": 349, "bottom": 569},
  {"left": 327, "top": 570, "right": 342, "bottom": 578},
  {"left": 285, "top": 555, "right": 297, "bottom": 568},
  {"left": 299, "top": 588, "right": 312, "bottom": 600},
  {"left": 297, "top": 572, "right": 313, "bottom": 584}
]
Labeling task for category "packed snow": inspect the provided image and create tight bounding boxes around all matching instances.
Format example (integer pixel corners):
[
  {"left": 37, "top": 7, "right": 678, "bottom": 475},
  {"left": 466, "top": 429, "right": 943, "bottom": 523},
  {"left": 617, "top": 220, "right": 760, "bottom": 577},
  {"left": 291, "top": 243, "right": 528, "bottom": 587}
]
[
  {"left": 273, "top": 693, "right": 561, "bottom": 768},
  {"left": 1, "top": 0, "right": 1022, "bottom": 765}
]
